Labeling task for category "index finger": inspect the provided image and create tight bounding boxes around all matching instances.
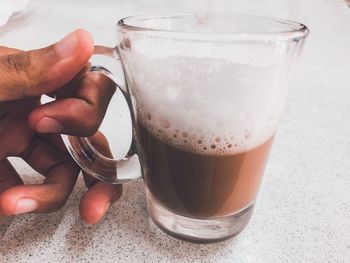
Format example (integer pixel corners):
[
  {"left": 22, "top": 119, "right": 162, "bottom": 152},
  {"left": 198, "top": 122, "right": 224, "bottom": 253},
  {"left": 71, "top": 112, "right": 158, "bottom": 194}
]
[{"left": 28, "top": 72, "right": 116, "bottom": 136}]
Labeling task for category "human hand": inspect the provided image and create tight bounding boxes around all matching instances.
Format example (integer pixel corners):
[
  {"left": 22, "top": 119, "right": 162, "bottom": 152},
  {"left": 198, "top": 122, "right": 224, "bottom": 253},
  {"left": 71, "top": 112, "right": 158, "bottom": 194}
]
[{"left": 0, "top": 30, "right": 122, "bottom": 224}]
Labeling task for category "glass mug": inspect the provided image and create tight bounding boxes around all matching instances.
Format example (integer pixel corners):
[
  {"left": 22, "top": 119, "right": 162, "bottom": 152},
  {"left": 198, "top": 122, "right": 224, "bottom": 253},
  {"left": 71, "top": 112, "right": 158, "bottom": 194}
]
[{"left": 62, "top": 13, "right": 308, "bottom": 242}]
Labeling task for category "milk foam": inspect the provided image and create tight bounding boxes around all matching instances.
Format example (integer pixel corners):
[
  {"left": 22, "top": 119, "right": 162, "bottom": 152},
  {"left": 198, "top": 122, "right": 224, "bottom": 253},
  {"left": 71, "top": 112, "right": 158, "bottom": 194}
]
[{"left": 120, "top": 50, "right": 288, "bottom": 155}]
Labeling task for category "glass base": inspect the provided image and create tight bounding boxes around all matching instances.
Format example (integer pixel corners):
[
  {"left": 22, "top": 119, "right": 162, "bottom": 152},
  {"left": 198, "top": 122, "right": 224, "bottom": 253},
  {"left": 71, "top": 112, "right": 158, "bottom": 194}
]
[{"left": 146, "top": 189, "right": 254, "bottom": 243}]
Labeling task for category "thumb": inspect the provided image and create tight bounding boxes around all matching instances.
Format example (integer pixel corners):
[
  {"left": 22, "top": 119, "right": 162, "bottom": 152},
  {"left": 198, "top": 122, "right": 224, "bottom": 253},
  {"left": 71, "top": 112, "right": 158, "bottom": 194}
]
[{"left": 0, "top": 29, "right": 94, "bottom": 101}]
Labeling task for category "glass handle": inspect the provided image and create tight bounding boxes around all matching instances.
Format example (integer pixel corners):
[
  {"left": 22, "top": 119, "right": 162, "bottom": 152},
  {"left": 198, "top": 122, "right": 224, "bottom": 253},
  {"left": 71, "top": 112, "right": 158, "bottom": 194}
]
[{"left": 61, "top": 45, "right": 142, "bottom": 184}]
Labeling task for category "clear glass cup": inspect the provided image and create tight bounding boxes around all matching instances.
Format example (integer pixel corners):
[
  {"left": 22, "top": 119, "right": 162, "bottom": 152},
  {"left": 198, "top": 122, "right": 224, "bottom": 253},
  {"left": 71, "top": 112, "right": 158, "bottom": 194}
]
[{"left": 62, "top": 13, "right": 308, "bottom": 243}]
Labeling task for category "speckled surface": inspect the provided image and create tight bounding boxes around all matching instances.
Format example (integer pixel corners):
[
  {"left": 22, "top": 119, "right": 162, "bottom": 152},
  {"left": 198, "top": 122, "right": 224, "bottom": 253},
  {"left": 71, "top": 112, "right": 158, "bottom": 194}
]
[{"left": 1, "top": 0, "right": 350, "bottom": 262}]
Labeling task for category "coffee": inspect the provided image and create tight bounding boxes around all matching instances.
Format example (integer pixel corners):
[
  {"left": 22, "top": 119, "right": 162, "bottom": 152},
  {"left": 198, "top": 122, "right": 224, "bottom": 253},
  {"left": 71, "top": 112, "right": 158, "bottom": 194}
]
[
  {"left": 139, "top": 122, "right": 274, "bottom": 218},
  {"left": 121, "top": 56, "right": 283, "bottom": 219}
]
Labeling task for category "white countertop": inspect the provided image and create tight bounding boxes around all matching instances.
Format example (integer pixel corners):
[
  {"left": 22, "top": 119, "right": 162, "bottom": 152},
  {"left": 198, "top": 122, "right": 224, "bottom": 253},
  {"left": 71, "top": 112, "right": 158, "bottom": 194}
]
[{"left": 1, "top": 0, "right": 350, "bottom": 262}]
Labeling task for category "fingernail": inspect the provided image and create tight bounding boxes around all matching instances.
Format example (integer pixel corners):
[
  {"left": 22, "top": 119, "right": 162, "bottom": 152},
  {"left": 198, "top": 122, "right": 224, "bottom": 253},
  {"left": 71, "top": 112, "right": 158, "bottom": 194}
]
[
  {"left": 14, "top": 199, "right": 39, "bottom": 215},
  {"left": 55, "top": 31, "right": 77, "bottom": 58},
  {"left": 36, "top": 117, "right": 63, "bottom": 133}
]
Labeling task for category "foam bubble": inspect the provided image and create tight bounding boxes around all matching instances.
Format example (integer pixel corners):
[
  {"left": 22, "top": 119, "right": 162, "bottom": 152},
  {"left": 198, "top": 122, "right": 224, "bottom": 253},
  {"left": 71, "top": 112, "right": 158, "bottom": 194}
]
[{"left": 121, "top": 52, "right": 288, "bottom": 155}]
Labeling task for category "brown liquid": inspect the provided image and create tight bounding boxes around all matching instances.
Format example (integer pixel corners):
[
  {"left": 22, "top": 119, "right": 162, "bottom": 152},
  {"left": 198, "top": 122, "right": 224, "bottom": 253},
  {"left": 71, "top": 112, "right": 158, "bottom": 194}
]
[{"left": 139, "top": 123, "right": 274, "bottom": 218}]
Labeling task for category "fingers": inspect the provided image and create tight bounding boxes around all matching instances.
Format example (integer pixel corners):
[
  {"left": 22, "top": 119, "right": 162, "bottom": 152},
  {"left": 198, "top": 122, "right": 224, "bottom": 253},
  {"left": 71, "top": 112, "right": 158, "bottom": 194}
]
[
  {"left": 28, "top": 73, "right": 116, "bottom": 136},
  {"left": 0, "top": 161, "right": 78, "bottom": 215},
  {"left": 0, "top": 29, "right": 94, "bottom": 101},
  {"left": 0, "top": 135, "right": 79, "bottom": 215},
  {"left": 0, "top": 160, "right": 23, "bottom": 195},
  {"left": 79, "top": 131, "right": 122, "bottom": 224},
  {"left": 79, "top": 181, "right": 122, "bottom": 224}
]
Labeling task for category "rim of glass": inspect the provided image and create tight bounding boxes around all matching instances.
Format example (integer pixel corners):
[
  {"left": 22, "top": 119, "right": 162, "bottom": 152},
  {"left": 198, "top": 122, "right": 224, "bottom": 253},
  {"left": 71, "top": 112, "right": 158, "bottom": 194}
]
[{"left": 117, "top": 13, "right": 309, "bottom": 41}]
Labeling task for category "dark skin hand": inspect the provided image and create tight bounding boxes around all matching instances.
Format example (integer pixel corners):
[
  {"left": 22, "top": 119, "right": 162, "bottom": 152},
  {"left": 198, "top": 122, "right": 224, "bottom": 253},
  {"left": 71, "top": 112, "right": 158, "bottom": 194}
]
[{"left": 0, "top": 30, "right": 122, "bottom": 224}]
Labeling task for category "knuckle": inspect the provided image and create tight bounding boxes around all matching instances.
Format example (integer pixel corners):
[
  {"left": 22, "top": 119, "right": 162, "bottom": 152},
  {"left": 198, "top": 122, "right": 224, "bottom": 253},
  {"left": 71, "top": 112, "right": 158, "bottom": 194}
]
[
  {"left": 5, "top": 53, "right": 31, "bottom": 73},
  {"left": 84, "top": 120, "right": 100, "bottom": 136},
  {"left": 73, "top": 119, "right": 99, "bottom": 137},
  {"left": 89, "top": 72, "right": 110, "bottom": 86},
  {"left": 80, "top": 107, "right": 101, "bottom": 135},
  {"left": 85, "top": 73, "right": 116, "bottom": 101},
  {"left": 0, "top": 53, "right": 33, "bottom": 92}
]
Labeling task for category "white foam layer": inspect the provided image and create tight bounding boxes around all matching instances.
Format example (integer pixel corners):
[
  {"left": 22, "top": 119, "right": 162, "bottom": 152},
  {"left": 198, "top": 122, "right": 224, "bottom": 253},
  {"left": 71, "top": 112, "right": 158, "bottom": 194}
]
[
  {"left": 121, "top": 52, "right": 288, "bottom": 155},
  {"left": 129, "top": 38, "right": 288, "bottom": 67}
]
